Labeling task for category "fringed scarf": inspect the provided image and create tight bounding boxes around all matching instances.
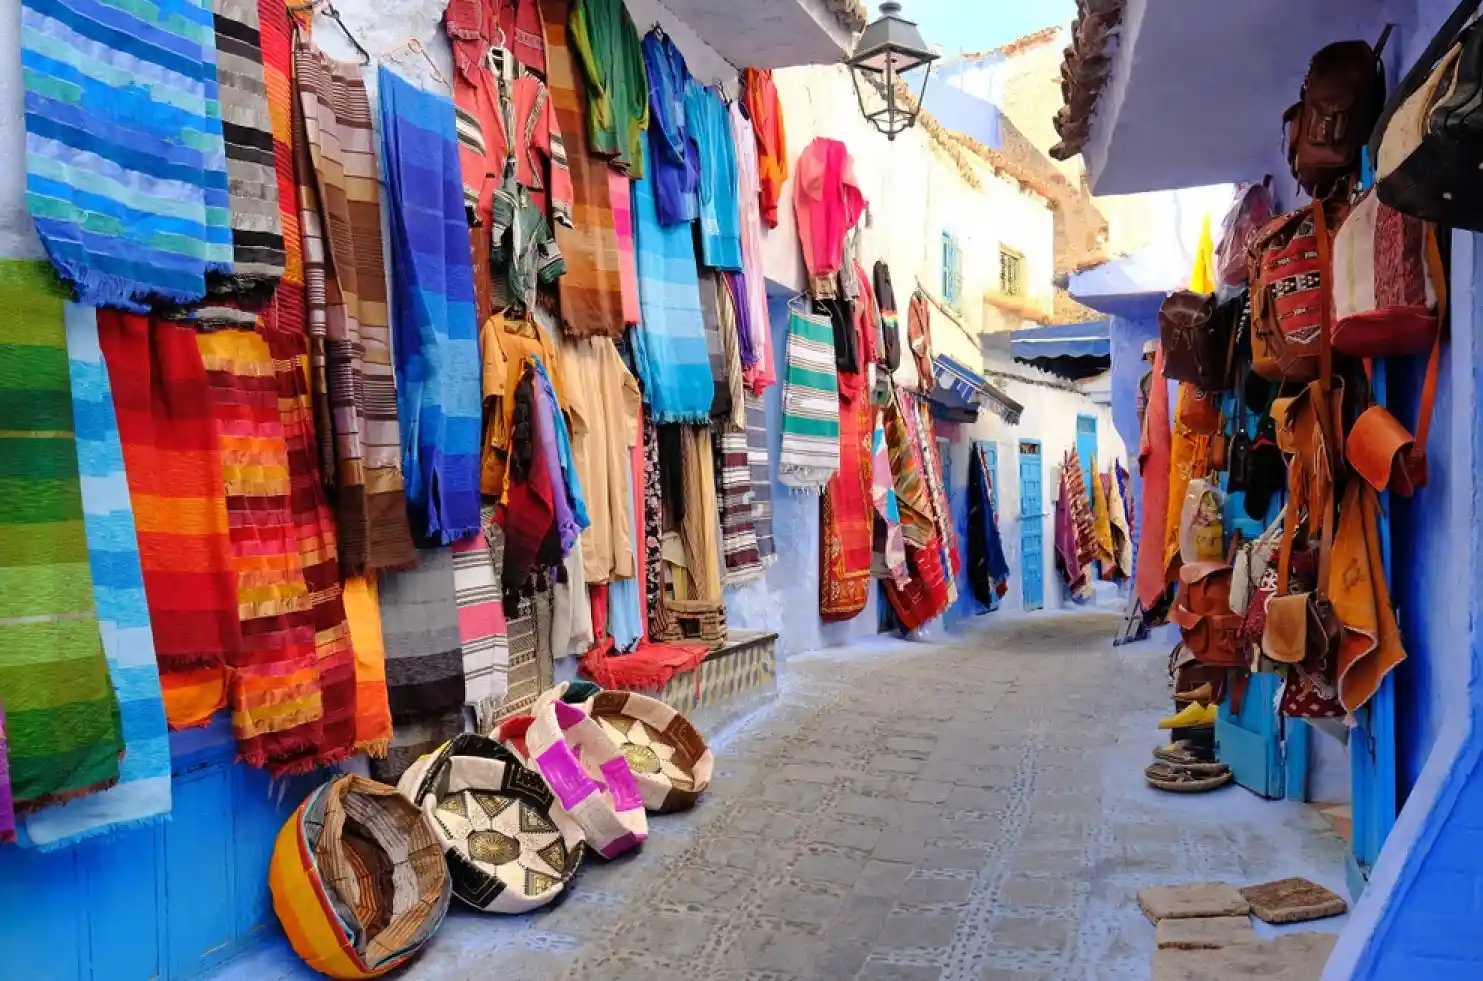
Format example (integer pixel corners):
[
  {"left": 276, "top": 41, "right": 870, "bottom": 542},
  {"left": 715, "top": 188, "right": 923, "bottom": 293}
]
[
  {"left": 676, "top": 425, "right": 723, "bottom": 604},
  {"left": 97, "top": 310, "right": 237, "bottom": 730},
  {"left": 21, "top": 0, "right": 233, "bottom": 310},
  {"left": 967, "top": 441, "right": 1010, "bottom": 609},
  {"left": 716, "top": 428, "right": 763, "bottom": 586},
  {"left": 0, "top": 264, "right": 124, "bottom": 811},
  {"left": 453, "top": 520, "right": 509, "bottom": 722},
  {"left": 821, "top": 395, "right": 874, "bottom": 621},
  {"left": 778, "top": 305, "right": 840, "bottom": 491},
  {"left": 380, "top": 67, "right": 482, "bottom": 545},
  {"left": 744, "top": 394, "right": 777, "bottom": 564},
  {"left": 293, "top": 36, "right": 416, "bottom": 574}
]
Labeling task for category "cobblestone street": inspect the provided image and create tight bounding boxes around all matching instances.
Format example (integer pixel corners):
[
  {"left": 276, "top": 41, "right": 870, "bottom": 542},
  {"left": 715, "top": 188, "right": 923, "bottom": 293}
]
[{"left": 220, "top": 612, "right": 1350, "bottom": 981}]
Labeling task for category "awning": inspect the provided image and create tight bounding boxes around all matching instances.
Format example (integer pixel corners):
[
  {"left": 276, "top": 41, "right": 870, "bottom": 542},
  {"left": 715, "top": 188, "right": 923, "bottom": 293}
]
[
  {"left": 1010, "top": 321, "right": 1110, "bottom": 359},
  {"left": 931, "top": 355, "right": 1024, "bottom": 425}
]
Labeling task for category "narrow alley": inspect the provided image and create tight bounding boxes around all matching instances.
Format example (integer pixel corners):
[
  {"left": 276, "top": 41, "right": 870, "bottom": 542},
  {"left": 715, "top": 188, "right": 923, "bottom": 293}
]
[{"left": 214, "top": 612, "right": 1349, "bottom": 981}]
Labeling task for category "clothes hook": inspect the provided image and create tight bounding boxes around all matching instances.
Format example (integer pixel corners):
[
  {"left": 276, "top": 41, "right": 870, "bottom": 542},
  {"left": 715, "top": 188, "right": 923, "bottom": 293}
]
[
  {"left": 383, "top": 37, "right": 450, "bottom": 89},
  {"left": 288, "top": 0, "right": 371, "bottom": 65}
]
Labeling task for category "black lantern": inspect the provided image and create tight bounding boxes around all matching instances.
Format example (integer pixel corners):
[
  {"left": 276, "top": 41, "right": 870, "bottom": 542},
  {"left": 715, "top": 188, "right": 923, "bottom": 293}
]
[{"left": 847, "top": 1, "right": 939, "bottom": 140}]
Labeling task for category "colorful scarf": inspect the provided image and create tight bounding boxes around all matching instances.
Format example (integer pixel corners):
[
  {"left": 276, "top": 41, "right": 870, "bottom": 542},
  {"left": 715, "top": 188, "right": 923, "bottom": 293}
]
[
  {"left": 793, "top": 138, "right": 864, "bottom": 299},
  {"left": 1091, "top": 454, "right": 1117, "bottom": 570},
  {"left": 642, "top": 410, "right": 666, "bottom": 635},
  {"left": 260, "top": 0, "right": 306, "bottom": 322},
  {"left": 967, "top": 441, "right": 1010, "bottom": 609},
  {"left": 1064, "top": 448, "right": 1098, "bottom": 570},
  {"left": 741, "top": 67, "right": 787, "bottom": 230},
  {"left": 209, "top": 0, "right": 285, "bottom": 295},
  {"left": 96, "top": 310, "right": 237, "bottom": 729},
  {"left": 716, "top": 429, "right": 763, "bottom": 586},
  {"left": 380, "top": 67, "right": 482, "bottom": 545},
  {"left": 21, "top": 305, "right": 172, "bottom": 848},
  {"left": 715, "top": 272, "right": 748, "bottom": 431},
  {"left": 21, "top": 0, "right": 232, "bottom": 310},
  {"left": 1055, "top": 472, "right": 1091, "bottom": 601},
  {"left": 0, "top": 703, "right": 13, "bottom": 842},
  {"left": 1135, "top": 347, "right": 1173, "bottom": 607},
  {"left": 642, "top": 29, "right": 699, "bottom": 225},
  {"left": 699, "top": 271, "right": 732, "bottom": 422},
  {"left": 453, "top": 525, "right": 509, "bottom": 720},
  {"left": 730, "top": 103, "right": 774, "bottom": 391},
  {"left": 871, "top": 412, "right": 908, "bottom": 585},
  {"left": 881, "top": 393, "right": 950, "bottom": 631},
  {"left": 744, "top": 394, "right": 777, "bottom": 563},
  {"left": 778, "top": 306, "right": 840, "bottom": 491},
  {"left": 632, "top": 169, "right": 714, "bottom": 423},
  {"left": 907, "top": 393, "right": 959, "bottom": 605},
  {"left": 541, "top": 0, "right": 626, "bottom": 339},
  {"left": 294, "top": 37, "right": 416, "bottom": 574},
  {"left": 1110, "top": 461, "right": 1134, "bottom": 577},
  {"left": 606, "top": 410, "right": 647, "bottom": 650},
  {"left": 821, "top": 395, "right": 874, "bottom": 621},
  {"left": 342, "top": 577, "right": 392, "bottom": 757},
  {"left": 609, "top": 171, "right": 642, "bottom": 325},
  {"left": 672, "top": 425, "right": 724, "bottom": 606},
  {"left": 724, "top": 269, "right": 758, "bottom": 371},
  {"left": 0, "top": 263, "right": 123, "bottom": 812},
  {"left": 907, "top": 290, "right": 934, "bottom": 391},
  {"left": 873, "top": 261, "right": 901, "bottom": 373}
]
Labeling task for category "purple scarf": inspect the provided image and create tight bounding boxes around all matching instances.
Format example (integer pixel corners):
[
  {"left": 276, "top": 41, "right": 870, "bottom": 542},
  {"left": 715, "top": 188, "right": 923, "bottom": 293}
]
[{"left": 724, "top": 270, "right": 757, "bottom": 370}]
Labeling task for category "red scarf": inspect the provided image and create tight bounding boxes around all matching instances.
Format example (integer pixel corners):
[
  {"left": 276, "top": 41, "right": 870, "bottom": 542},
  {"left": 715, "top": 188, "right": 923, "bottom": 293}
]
[{"left": 821, "top": 393, "right": 874, "bottom": 621}]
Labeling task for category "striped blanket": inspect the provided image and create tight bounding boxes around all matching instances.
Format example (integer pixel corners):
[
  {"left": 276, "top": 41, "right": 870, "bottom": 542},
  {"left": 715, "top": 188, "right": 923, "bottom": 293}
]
[
  {"left": 209, "top": 0, "right": 283, "bottom": 295},
  {"left": 778, "top": 306, "right": 839, "bottom": 491},
  {"left": 632, "top": 171, "right": 713, "bottom": 424},
  {"left": 259, "top": 0, "right": 304, "bottom": 322},
  {"left": 342, "top": 577, "right": 392, "bottom": 757},
  {"left": 294, "top": 38, "right": 415, "bottom": 574},
  {"left": 744, "top": 394, "right": 776, "bottom": 562},
  {"left": 0, "top": 262, "right": 123, "bottom": 809},
  {"left": 380, "top": 67, "right": 482, "bottom": 545},
  {"left": 21, "top": 0, "right": 232, "bottom": 310},
  {"left": 452, "top": 522, "right": 508, "bottom": 720},
  {"left": 716, "top": 429, "right": 763, "bottom": 585},
  {"left": 20, "top": 305, "right": 172, "bottom": 849}
]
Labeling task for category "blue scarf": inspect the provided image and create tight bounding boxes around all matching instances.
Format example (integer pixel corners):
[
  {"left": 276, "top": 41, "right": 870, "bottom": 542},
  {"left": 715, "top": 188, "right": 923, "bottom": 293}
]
[
  {"left": 380, "top": 68, "right": 482, "bottom": 544},
  {"left": 968, "top": 442, "right": 1010, "bottom": 608},
  {"left": 641, "top": 29, "right": 698, "bottom": 226}
]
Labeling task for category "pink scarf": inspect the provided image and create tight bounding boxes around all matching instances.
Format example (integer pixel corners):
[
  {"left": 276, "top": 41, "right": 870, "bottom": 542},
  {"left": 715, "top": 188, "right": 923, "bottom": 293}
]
[{"left": 793, "top": 138, "right": 864, "bottom": 296}]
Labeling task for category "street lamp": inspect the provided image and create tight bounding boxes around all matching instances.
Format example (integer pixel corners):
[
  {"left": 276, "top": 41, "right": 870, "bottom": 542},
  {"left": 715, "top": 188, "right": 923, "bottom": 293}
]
[{"left": 847, "top": 1, "right": 939, "bottom": 140}]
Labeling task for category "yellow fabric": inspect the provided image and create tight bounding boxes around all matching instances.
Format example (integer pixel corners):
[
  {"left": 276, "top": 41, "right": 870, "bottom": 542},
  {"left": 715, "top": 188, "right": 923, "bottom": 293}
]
[
  {"left": 269, "top": 807, "right": 382, "bottom": 980},
  {"left": 677, "top": 426, "right": 723, "bottom": 603},
  {"left": 480, "top": 313, "right": 565, "bottom": 497},
  {"left": 343, "top": 576, "right": 391, "bottom": 757},
  {"left": 1090, "top": 454, "right": 1116, "bottom": 567},
  {"left": 559, "top": 335, "right": 642, "bottom": 584},
  {"left": 1188, "top": 213, "right": 1217, "bottom": 293}
]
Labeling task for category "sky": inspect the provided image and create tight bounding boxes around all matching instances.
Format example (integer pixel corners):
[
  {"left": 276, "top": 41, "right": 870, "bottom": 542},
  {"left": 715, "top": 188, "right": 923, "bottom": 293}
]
[{"left": 900, "top": 0, "right": 1078, "bottom": 57}]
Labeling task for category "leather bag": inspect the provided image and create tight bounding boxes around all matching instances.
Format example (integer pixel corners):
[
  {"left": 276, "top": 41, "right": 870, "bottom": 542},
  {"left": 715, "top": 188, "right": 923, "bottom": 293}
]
[
  {"left": 1171, "top": 560, "right": 1246, "bottom": 669},
  {"left": 1249, "top": 204, "right": 1337, "bottom": 382},
  {"left": 1330, "top": 190, "right": 1444, "bottom": 358},
  {"left": 1216, "top": 180, "right": 1275, "bottom": 287},
  {"left": 1158, "top": 291, "right": 1231, "bottom": 390},
  {"left": 1347, "top": 403, "right": 1427, "bottom": 496},
  {"left": 1285, "top": 33, "right": 1392, "bottom": 198}
]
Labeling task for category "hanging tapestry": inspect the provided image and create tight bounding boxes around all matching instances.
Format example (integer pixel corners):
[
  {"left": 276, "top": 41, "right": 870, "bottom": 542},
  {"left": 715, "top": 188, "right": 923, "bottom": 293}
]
[
  {"left": 744, "top": 394, "right": 776, "bottom": 563},
  {"left": 259, "top": 0, "right": 306, "bottom": 345},
  {"left": 778, "top": 305, "right": 840, "bottom": 491},
  {"left": 1135, "top": 346, "right": 1173, "bottom": 607},
  {"left": 97, "top": 310, "right": 237, "bottom": 730},
  {"left": 908, "top": 393, "right": 959, "bottom": 606},
  {"left": 631, "top": 170, "right": 714, "bottom": 423},
  {"left": 294, "top": 37, "right": 416, "bottom": 574},
  {"left": 21, "top": 0, "right": 233, "bottom": 310},
  {"left": 380, "top": 67, "right": 482, "bottom": 545},
  {"left": 540, "top": 0, "right": 626, "bottom": 338},
  {"left": 715, "top": 272, "right": 748, "bottom": 431},
  {"left": 821, "top": 395, "right": 874, "bottom": 621},
  {"left": 967, "top": 442, "right": 1010, "bottom": 609},
  {"left": 0, "top": 264, "right": 123, "bottom": 811},
  {"left": 881, "top": 392, "right": 950, "bottom": 631}
]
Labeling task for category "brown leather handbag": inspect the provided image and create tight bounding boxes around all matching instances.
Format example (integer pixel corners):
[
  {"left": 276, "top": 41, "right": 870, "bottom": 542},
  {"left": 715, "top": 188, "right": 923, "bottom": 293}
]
[
  {"left": 1171, "top": 561, "right": 1246, "bottom": 668},
  {"left": 1159, "top": 290, "right": 1235, "bottom": 391}
]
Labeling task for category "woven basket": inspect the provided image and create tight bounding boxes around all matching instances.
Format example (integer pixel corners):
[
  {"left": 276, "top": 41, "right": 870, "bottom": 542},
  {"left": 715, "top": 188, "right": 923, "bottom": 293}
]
[
  {"left": 269, "top": 775, "right": 450, "bottom": 979},
  {"left": 576, "top": 690, "right": 714, "bottom": 813},
  {"left": 397, "top": 734, "right": 586, "bottom": 915},
  {"left": 653, "top": 597, "right": 727, "bottom": 649},
  {"left": 518, "top": 689, "right": 648, "bottom": 858}
]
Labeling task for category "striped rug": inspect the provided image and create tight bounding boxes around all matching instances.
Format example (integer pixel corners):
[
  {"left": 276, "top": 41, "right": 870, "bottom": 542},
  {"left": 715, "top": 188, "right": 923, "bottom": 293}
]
[
  {"left": 744, "top": 394, "right": 776, "bottom": 562},
  {"left": 777, "top": 306, "right": 839, "bottom": 491},
  {"left": 716, "top": 429, "right": 763, "bottom": 585},
  {"left": 452, "top": 518, "right": 508, "bottom": 723}
]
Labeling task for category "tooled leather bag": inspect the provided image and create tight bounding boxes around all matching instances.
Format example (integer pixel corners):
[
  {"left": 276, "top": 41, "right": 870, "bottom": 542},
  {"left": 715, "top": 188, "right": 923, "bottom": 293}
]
[{"left": 1172, "top": 561, "right": 1246, "bottom": 669}]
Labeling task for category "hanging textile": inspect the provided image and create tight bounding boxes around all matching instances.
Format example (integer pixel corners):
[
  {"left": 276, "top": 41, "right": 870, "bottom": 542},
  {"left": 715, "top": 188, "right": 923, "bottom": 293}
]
[
  {"left": 967, "top": 442, "right": 1011, "bottom": 609},
  {"left": 490, "top": 178, "right": 568, "bottom": 316},
  {"left": 744, "top": 394, "right": 776, "bottom": 563},
  {"left": 642, "top": 411, "right": 667, "bottom": 634},
  {"left": 699, "top": 272, "right": 733, "bottom": 423},
  {"left": 540, "top": 0, "right": 626, "bottom": 338},
  {"left": 1106, "top": 464, "right": 1135, "bottom": 579},
  {"left": 259, "top": 0, "right": 310, "bottom": 340},
  {"left": 97, "top": 311, "right": 237, "bottom": 729},
  {"left": 907, "top": 290, "right": 934, "bottom": 391},
  {"left": 570, "top": 0, "right": 649, "bottom": 175},
  {"left": 632, "top": 171, "right": 714, "bottom": 423},
  {"left": 871, "top": 412, "right": 908, "bottom": 586},
  {"left": 909, "top": 395, "right": 960, "bottom": 605},
  {"left": 19, "top": 306, "right": 173, "bottom": 848},
  {"left": 1090, "top": 455, "right": 1117, "bottom": 571},
  {"left": 675, "top": 426, "right": 724, "bottom": 604},
  {"left": 873, "top": 261, "right": 901, "bottom": 374},
  {"left": 853, "top": 261, "right": 882, "bottom": 372},
  {"left": 714, "top": 272, "right": 748, "bottom": 430},
  {"left": 741, "top": 67, "right": 787, "bottom": 229},
  {"left": 294, "top": 38, "right": 416, "bottom": 573},
  {"left": 724, "top": 270, "right": 757, "bottom": 372},
  {"left": 820, "top": 395, "right": 875, "bottom": 621},
  {"left": 686, "top": 84, "right": 743, "bottom": 270},
  {"left": 778, "top": 305, "right": 840, "bottom": 491},
  {"left": 882, "top": 392, "right": 951, "bottom": 631},
  {"left": 0, "top": 264, "right": 123, "bottom": 811},
  {"left": 1135, "top": 345, "right": 1173, "bottom": 607},
  {"left": 21, "top": 0, "right": 233, "bottom": 310},
  {"left": 1064, "top": 448, "right": 1098, "bottom": 571},
  {"left": 481, "top": 311, "right": 564, "bottom": 497},
  {"left": 793, "top": 139, "right": 865, "bottom": 299},
  {"left": 561, "top": 336, "right": 642, "bottom": 583},
  {"left": 1331, "top": 483, "right": 1407, "bottom": 713},
  {"left": 609, "top": 171, "right": 642, "bottom": 325},
  {"left": 453, "top": 524, "right": 509, "bottom": 722},
  {"left": 537, "top": 357, "right": 589, "bottom": 552},
  {"left": 551, "top": 544, "right": 595, "bottom": 658},
  {"left": 716, "top": 429, "right": 764, "bottom": 586},
  {"left": 606, "top": 419, "right": 647, "bottom": 650},
  {"left": 731, "top": 104, "right": 775, "bottom": 392},
  {"left": 342, "top": 577, "right": 392, "bottom": 757},
  {"left": 820, "top": 296, "right": 861, "bottom": 394},
  {"left": 0, "top": 704, "right": 12, "bottom": 843},
  {"left": 380, "top": 68, "right": 482, "bottom": 545},
  {"left": 641, "top": 29, "right": 699, "bottom": 225},
  {"left": 1055, "top": 477, "right": 1091, "bottom": 600}
]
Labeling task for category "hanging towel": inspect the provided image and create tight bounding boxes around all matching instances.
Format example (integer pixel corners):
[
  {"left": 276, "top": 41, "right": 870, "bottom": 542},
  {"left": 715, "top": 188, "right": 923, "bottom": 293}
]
[
  {"left": 453, "top": 526, "right": 509, "bottom": 719},
  {"left": 20, "top": 305, "right": 171, "bottom": 849},
  {"left": 96, "top": 310, "right": 237, "bottom": 729},
  {"left": 21, "top": 0, "right": 233, "bottom": 310},
  {"left": 342, "top": 577, "right": 392, "bottom": 757},
  {"left": 745, "top": 394, "right": 776, "bottom": 563},
  {"left": 777, "top": 305, "right": 840, "bottom": 491},
  {"left": 209, "top": 0, "right": 284, "bottom": 295},
  {"left": 716, "top": 428, "right": 764, "bottom": 586},
  {"left": 380, "top": 67, "right": 482, "bottom": 545},
  {"left": 294, "top": 38, "right": 416, "bottom": 574},
  {"left": 632, "top": 169, "right": 714, "bottom": 423},
  {"left": 821, "top": 394, "right": 874, "bottom": 621},
  {"left": 0, "top": 263, "right": 123, "bottom": 809}
]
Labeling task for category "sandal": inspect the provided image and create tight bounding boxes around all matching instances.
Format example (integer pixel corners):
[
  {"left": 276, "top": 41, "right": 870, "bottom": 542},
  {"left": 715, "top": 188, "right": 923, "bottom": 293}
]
[
  {"left": 1153, "top": 741, "right": 1216, "bottom": 766},
  {"left": 1145, "top": 762, "right": 1233, "bottom": 793}
]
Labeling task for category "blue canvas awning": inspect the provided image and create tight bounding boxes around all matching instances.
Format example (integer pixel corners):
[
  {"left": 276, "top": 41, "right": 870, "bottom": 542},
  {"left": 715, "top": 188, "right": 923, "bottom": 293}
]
[
  {"left": 1009, "top": 321, "right": 1111, "bottom": 360},
  {"left": 931, "top": 355, "right": 1023, "bottom": 425}
]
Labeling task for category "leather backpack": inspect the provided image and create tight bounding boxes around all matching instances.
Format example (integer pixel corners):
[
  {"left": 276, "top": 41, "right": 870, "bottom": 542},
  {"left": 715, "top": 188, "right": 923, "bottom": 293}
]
[
  {"left": 1172, "top": 561, "right": 1246, "bottom": 669},
  {"left": 1285, "top": 31, "right": 1392, "bottom": 198},
  {"left": 1249, "top": 203, "right": 1339, "bottom": 382},
  {"left": 1157, "top": 291, "right": 1233, "bottom": 391}
]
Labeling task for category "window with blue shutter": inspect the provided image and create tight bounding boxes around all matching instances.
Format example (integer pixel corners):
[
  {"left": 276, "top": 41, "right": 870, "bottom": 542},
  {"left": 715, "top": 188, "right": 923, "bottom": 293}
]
[{"left": 941, "top": 231, "right": 963, "bottom": 310}]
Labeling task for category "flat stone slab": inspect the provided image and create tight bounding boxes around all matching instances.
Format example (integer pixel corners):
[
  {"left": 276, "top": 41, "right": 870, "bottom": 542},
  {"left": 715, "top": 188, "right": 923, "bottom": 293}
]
[
  {"left": 1240, "top": 877, "right": 1348, "bottom": 924},
  {"left": 1139, "top": 883, "right": 1252, "bottom": 922},
  {"left": 1155, "top": 915, "right": 1257, "bottom": 950},
  {"left": 1153, "top": 932, "right": 1339, "bottom": 981}
]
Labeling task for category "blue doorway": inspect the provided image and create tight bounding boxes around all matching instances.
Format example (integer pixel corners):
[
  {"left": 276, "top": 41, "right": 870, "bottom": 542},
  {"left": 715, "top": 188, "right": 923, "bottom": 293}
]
[{"left": 1019, "top": 440, "right": 1044, "bottom": 611}]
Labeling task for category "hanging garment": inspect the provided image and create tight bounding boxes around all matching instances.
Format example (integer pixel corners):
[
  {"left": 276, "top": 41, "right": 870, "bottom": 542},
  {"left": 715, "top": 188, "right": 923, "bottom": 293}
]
[
  {"left": 716, "top": 428, "right": 764, "bottom": 586},
  {"left": 731, "top": 104, "right": 775, "bottom": 392},
  {"left": 21, "top": 0, "right": 233, "bottom": 310},
  {"left": 699, "top": 272, "right": 733, "bottom": 423},
  {"left": 491, "top": 179, "right": 568, "bottom": 316},
  {"left": 562, "top": 336, "right": 641, "bottom": 583},
  {"left": 873, "top": 261, "right": 902, "bottom": 373},
  {"left": 882, "top": 393, "right": 951, "bottom": 630},
  {"left": 97, "top": 310, "right": 238, "bottom": 729},
  {"left": 1063, "top": 449, "right": 1098, "bottom": 571},
  {"left": 1135, "top": 345, "right": 1173, "bottom": 607},
  {"left": 871, "top": 412, "right": 908, "bottom": 586},
  {"left": 724, "top": 270, "right": 758, "bottom": 371},
  {"left": 741, "top": 67, "right": 787, "bottom": 229},
  {"left": 821, "top": 395, "right": 875, "bottom": 621},
  {"left": 778, "top": 305, "right": 841, "bottom": 491},
  {"left": 1055, "top": 482, "right": 1091, "bottom": 600},
  {"left": 342, "top": 576, "right": 392, "bottom": 758},
  {"left": 0, "top": 265, "right": 123, "bottom": 810},
  {"left": 570, "top": 0, "right": 649, "bottom": 175},
  {"left": 744, "top": 394, "right": 776, "bottom": 563},
  {"left": 381, "top": 68, "right": 483, "bottom": 545},
  {"left": 541, "top": 0, "right": 627, "bottom": 338},
  {"left": 686, "top": 84, "right": 743, "bottom": 270},
  {"left": 481, "top": 311, "right": 564, "bottom": 497},
  {"left": 967, "top": 442, "right": 1011, "bottom": 608},
  {"left": 1091, "top": 455, "right": 1117, "bottom": 571},
  {"left": 642, "top": 29, "right": 700, "bottom": 225},
  {"left": 907, "top": 290, "right": 934, "bottom": 391},
  {"left": 609, "top": 171, "right": 642, "bottom": 325},
  {"left": 446, "top": 0, "right": 547, "bottom": 79},
  {"left": 641, "top": 411, "right": 667, "bottom": 634},
  {"left": 294, "top": 39, "right": 416, "bottom": 573},
  {"left": 536, "top": 356, "right": 589, "bottom": 552},
  {"left": 675, "top": 426, "right": 725, "bottom": 605},
  {"left": 20, "top": 306, "right": 173, "bottom": 848},
  {"left": 632, "top": 170, "right": 714, "bottom": 423},
  {"left": 1106, "top": 464, "right": 1135, "bottom": 579},
  {"left": 909, "top": 394, "right": 960, "bottom": 605},
  {"left": 1331, "top": 483, "right": 1408, "bottom": 712},
  {"left": 453, "top": 527, "right": 509, "bottom": 722},
  {"left": 793, "top": 139, "right": 865, "bottom": 300}
]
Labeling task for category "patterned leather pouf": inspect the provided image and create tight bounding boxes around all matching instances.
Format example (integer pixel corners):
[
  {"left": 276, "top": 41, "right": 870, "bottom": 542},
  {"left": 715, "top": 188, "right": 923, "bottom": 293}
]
[{"left": 579, "top": 690, "right": 714, "bottom": 813}]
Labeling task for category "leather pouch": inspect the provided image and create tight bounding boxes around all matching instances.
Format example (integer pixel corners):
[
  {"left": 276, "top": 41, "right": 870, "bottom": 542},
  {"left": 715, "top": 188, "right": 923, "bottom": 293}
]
[
  {"left": 1172, "top": 561, "right": 1246, "bottom": 668},
  {"left": 1346, "top": 404, "right": 1427, "bottom": 496},
  {"left": 1263, "top": 592, "right": 1319, "bottom": 664}
]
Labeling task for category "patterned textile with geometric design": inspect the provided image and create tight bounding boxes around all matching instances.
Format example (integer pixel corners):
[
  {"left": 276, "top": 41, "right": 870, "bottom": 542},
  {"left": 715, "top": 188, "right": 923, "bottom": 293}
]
[{"left": 650, "top": 630, "right": 778, "bottom": 716}]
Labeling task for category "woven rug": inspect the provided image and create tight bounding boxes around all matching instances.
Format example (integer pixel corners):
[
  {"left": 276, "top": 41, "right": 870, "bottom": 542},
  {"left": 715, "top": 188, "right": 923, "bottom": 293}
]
[
  {"left": 20, "top": 305, "right": 172, "bottom": 849},
  {"left": 0, "top": 262, "right": 123, "bottom": 809},
  {"left": 21, "top": 0, "right": 232, "bottom": 310},
  {"left": 380, "top": 67, "right": 482, "bottom": 545},
  {"left": 821, "top": 394, "right": 874, "bottom": 621},
  {"left": 778, "top": 306, "right": 839, "bottom": 491},
  {"left": 293, "top": 36, "right": 415, "bottom": 574},
  {"left": 744, "top": 394, "right": 776, "bottom": 563},
  {"left": 494, "top": 579, "right": 555, "bottom": 724}
]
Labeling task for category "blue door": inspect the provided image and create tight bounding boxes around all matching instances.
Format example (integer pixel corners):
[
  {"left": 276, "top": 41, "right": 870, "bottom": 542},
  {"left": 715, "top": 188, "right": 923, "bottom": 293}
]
[
  {"left": 1019, "top": 440, "right": 1044, "bottom": 611},
  {"left": 1075, "top": 414, "right": 1098, "bottom": 495},
  {"left": 985, "top": 442, "right": 1000, "bottom": 612}
]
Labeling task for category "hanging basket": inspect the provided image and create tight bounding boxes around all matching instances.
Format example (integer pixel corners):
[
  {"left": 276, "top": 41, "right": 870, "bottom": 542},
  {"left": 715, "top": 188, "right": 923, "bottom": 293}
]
[
  {"left": 652, "top": 590, "right": 728, "bottom": 650},
  {"left": 574, "top": 690, "right": 714, "bottom": 813},
  {"left": 398, "top": 734, "right": 586, "bottom": 915},
  {"left": 269, "top": 775, "right": 450, "bottom": 979}
]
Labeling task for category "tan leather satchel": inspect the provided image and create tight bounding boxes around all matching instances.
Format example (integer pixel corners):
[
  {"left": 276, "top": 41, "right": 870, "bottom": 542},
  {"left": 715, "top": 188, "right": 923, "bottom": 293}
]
[{"left": 1171, "top": 560, "right": 1246, "bottom": 669}]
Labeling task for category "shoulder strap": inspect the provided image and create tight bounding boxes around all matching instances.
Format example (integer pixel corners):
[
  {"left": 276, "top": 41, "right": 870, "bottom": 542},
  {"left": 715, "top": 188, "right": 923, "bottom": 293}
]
[
  {"left": 1416, "top": 225, "right": 1449, "bottom": 450},
  {"left": 1369, "top": 0, "right": 1483, "bottom": 161}
]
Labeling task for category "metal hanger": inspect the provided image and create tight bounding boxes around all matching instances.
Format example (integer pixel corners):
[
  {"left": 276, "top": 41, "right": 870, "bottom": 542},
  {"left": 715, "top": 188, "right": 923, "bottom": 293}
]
[
  {"left": 382, "top": 38, "right": 450, "bottom": 89},
  {"left": 287, "top": 0, "right": 371, "bottom": 65}
]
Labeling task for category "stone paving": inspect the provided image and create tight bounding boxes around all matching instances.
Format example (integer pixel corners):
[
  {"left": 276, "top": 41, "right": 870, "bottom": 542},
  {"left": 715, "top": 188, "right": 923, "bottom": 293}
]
[{"left": 216, "top": 611, "right": 1350, "bottom": 981}]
